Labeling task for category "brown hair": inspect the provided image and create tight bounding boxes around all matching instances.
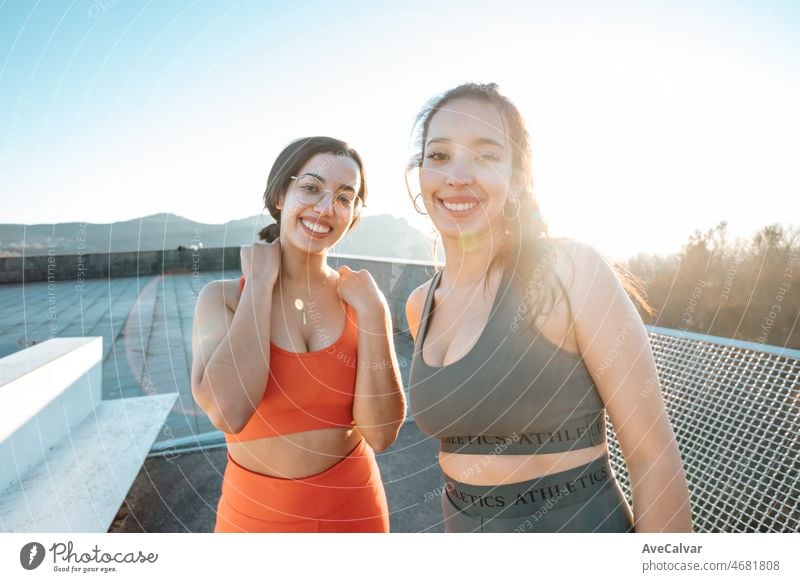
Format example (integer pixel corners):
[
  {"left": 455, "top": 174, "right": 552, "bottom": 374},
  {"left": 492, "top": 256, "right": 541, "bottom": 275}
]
[
  {"left": 258, "top": 136, "right": 368, "bottom": 242},
  {"left": 406, "top": 82, "right": 654, "bottom": 329}
]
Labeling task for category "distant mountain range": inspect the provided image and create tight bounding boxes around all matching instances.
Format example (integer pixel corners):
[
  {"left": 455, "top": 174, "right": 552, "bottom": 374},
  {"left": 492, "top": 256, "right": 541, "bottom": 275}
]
[{"left": 0, "top": 213, "right": 439, "bottom": 262}]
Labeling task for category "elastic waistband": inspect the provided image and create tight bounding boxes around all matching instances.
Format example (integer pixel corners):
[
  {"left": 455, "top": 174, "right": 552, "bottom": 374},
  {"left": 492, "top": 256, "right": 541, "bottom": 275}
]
[
  {"left": 445, "top": 453, "right": 613, "bottom": 518},
  {"left": 221, "top": 438, "right": 380, "bottom": 521},
  {"left": 439, "top": 415, "right": 606, "bottom": 455}
]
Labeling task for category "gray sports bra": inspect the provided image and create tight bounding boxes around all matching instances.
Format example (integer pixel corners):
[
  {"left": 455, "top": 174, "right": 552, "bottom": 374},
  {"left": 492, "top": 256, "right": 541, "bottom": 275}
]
[{"left": 408, "top": 266, "right": 607, "bottom": 455}]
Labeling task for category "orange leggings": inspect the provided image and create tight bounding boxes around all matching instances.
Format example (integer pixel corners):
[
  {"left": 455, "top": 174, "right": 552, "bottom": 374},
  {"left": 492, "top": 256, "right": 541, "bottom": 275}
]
[{"left": 214, "top": 438, "right": 390, "bottom": 532}]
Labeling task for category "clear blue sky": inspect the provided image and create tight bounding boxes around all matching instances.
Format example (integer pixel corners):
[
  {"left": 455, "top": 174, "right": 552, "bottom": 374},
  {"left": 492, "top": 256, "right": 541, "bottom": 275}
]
[{"left": 1, "top": 0, "right": 798, "bottom": 261}]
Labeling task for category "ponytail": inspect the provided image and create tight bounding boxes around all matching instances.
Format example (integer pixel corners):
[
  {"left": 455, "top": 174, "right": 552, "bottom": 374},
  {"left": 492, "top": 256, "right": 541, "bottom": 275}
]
[{"left": 258, "top": 222, "right": 280, "bottom": 243}]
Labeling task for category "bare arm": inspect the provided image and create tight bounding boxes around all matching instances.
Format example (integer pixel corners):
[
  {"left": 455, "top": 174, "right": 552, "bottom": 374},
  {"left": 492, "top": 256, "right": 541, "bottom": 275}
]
[
  {"left": 352, "top": 301, "right": 406, "bottom": 452},
  {"left": 563, "top": 241, "right": 693, "bottom": 532},
  {"left": 191, "top": 243, "right": 280, "bottom": 434},
  {"left": 339, "top": 266, "right": 406, "bottom": 452}
]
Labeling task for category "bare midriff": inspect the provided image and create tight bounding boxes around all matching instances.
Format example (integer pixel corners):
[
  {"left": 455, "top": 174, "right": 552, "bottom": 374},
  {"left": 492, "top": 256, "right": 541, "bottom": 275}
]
[
  {"left": 440, "top": 442, "right": 607, "bottom": 486},
  {"left": 227, "top": 427, "right": 362, "bottom": 479}
]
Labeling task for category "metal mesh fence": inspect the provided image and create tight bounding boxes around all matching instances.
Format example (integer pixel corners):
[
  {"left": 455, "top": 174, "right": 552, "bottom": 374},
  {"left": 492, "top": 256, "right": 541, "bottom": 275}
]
[{"left": 606, "top": 326, "right": 800, "bottom": 532}]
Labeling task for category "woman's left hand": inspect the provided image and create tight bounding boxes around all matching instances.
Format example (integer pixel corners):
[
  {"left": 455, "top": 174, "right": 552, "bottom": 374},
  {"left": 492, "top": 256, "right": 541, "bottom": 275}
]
[{"left": 337, "top": 265, "right": 385, "bottom": 315}]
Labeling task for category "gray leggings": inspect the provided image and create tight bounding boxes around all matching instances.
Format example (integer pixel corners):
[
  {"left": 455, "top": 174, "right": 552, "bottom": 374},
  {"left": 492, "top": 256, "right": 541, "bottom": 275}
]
[{"left": 441, "top": 453, "right": 635, "bottom": 532}]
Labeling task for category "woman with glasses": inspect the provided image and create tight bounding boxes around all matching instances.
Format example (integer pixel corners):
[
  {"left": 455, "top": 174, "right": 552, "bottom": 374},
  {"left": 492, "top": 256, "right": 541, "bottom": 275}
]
[
  {"left": 191, "top": 136, "right": 406, "bottom": 532},
  {"left": 405, "top": 84, "right": 692, "bottom": 532}
]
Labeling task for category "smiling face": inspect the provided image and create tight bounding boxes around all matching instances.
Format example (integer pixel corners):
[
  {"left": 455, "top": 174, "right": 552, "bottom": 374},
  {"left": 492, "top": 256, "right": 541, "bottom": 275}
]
[
  {"left": 278, "top": 152, "right": 361, "bottom": 254},
  {"left": 419, "top": 98, "right": 516, "bottom": 243}
]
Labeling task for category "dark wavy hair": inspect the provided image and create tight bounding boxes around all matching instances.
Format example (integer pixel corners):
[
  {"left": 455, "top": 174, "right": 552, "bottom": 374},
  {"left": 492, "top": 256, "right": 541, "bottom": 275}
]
[
  {"left": 406, "top": 82, "right": 653, "bottom": 330},
  {"left": 258, "top": 136, "right": 368, "bottom": 242}
]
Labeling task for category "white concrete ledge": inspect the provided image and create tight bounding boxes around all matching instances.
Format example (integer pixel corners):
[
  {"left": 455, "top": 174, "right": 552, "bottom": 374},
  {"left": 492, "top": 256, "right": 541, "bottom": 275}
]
[
  {"left": 0, "top": 338, "right": 102, "bottom": 492},
  {"left": 0, "top": 337, "right": 102, "bottom": 440},
  {"left": 0, "top": 393, "right": 177, "bottom": 532}
]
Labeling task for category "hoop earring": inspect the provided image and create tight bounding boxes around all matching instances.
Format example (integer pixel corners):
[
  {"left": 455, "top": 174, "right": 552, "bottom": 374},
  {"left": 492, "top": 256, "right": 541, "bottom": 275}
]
[
  {"left": 413, "top": 193, "right": 428, "bottom": 216},
  {"left": 502, "top": 197, "right": 521, "bottom": 221}
]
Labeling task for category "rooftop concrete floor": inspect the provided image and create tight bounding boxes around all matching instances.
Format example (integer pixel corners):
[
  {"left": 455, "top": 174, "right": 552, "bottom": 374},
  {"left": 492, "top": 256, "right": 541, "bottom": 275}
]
[{"left": 1, "top": 273, "right": 444, "bottom": 532}]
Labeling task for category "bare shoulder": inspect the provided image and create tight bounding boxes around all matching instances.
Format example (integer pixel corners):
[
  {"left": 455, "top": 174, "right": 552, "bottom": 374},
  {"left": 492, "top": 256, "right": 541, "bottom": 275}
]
[
  {"left": 196, "top": 278, "right": 243, "bottom": 315},
  {"left": 548, "top": 237, "right": 608, "bottom": 273},
  {"left": 547, "top": 237, "right": 617, "bottom": 304},
  {"left": 408, "top": 277, "right": 434, "bottom": 306},
  {"left": 405, "top": 276, "right": 435, "bottom": 342}
]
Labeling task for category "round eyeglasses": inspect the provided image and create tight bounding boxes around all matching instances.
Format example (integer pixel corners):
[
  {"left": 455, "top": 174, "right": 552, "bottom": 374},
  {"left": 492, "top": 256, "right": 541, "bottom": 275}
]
[{"left": 289, "top": 175, "right": 364, "bottom": 215}]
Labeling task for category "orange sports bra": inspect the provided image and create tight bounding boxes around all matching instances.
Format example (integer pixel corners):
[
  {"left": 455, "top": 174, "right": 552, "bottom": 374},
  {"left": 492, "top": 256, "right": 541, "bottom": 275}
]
[{"left": 225, "top": 275, "right": 358, "bottom": 443}]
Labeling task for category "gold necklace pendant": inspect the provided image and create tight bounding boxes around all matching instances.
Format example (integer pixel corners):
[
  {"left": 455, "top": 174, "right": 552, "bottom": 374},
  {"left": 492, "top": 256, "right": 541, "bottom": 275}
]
[{"left": 294, "top": 298, "right": 307, "bottom": 325}]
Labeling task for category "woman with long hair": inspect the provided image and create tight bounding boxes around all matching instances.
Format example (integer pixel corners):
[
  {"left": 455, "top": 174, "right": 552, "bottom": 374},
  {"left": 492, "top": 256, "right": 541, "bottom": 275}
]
[
  {"left": 406, "top": 83, "right": 691, "bottom": 532},
  {"left": 191, "top": 136, "right": 406, "bottom": 532}
]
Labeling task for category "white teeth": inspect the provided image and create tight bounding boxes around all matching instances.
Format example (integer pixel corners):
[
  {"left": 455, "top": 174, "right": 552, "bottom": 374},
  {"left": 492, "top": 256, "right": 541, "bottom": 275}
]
[
  {"left": 300, "top": 218, "right": 331, "bottom": 234},
  {"left": 442, "top": 200, "right": 478, "bottom": 212}
]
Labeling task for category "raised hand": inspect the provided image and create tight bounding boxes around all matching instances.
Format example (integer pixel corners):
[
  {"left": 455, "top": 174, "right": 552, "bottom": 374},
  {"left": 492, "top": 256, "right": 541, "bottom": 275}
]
[
  {"left": 336, "top": 265, "right": 385, "bottom": 315},
  {"left": 240, "top": 239, "right": 281, "bottom": 287}
]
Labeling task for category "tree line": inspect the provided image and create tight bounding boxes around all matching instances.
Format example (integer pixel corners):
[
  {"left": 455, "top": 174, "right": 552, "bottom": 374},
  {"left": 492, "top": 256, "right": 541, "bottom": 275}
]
[{"left": 623, "top": 222, "right": 798, "bottom": 351}]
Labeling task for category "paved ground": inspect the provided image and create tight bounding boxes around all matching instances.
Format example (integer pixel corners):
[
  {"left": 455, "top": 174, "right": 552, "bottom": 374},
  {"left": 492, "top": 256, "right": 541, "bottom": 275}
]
[{"left": 1, "top": 273, "right": 443, "bottom": 533}]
